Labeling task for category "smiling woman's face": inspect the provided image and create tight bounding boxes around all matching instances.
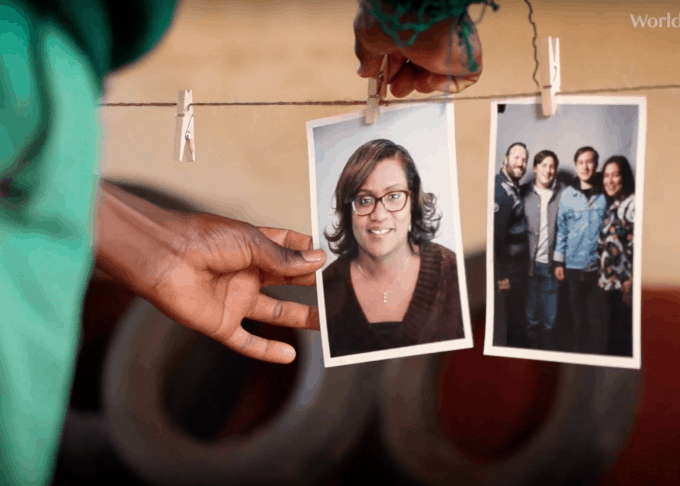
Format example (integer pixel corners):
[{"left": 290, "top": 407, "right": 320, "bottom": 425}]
[
  {"left": 352, "top": 157, "right": 412, "bottom": 260},
  {"left": 603, "top": 162, "right": 623, "bottom": 198}
]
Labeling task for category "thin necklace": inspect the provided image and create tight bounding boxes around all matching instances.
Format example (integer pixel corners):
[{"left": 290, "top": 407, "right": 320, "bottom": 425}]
[{"left": 356, "top": 256, "right": 411, "bottom": 304}]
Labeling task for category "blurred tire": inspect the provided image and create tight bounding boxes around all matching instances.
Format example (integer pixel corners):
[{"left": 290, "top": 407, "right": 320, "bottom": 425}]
[
  {"left": 377, "top": 354, "right": 640, "bottom": 486},
  {"left": 375, "top": 250, "right": 641, "bottom": 486},
  {"left": 103, "top": 288, "right": 379, "bottom": 486}
]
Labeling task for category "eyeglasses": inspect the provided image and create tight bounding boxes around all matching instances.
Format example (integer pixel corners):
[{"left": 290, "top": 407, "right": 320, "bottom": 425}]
[{"left": 350, "top": 190, "right": 410, "bottom": 216}]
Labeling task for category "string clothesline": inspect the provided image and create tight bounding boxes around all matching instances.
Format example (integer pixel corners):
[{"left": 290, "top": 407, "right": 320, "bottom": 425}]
[
  {"left": 99, "top": 83, "right": 680, "bottom": 107},
  {"left": 99, "top": 0, "right": 679, "bottom": 109}
]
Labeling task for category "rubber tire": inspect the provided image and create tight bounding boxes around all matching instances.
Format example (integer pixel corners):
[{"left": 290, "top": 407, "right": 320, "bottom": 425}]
[
  {"left": 103, "top": 290, "right": 379, "bottom": 486},
  {"left": 375, "top": 252, "right": 641, "bottom": 486}
]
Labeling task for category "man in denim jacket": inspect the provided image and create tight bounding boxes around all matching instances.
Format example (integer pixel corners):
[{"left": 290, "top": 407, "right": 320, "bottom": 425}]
[{"left": 553, "top": 147, "right": 609, "bottom": 354}]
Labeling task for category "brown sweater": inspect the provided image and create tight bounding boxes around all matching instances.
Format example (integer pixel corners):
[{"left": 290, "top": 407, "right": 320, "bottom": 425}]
[{"left": 322, "top": 242, "right": 464, "bottom": 357}]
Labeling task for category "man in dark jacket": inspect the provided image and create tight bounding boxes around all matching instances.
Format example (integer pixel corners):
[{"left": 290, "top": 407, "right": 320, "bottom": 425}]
[
  {"left": 522, "top": 150, "right": 565, "bottom": 350},
  {"left": 494, "top": 142, "right": 529, "bottom": 347}
]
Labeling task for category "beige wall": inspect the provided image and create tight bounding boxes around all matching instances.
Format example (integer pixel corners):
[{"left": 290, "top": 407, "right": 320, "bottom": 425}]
[{"left": 101, "top": 0, "right": 680, "bottom": 284}]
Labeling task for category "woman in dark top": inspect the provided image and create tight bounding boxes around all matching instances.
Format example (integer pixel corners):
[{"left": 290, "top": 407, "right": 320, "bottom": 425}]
[
  {"left": 323, "top": 139, "right": 464, "bottom": 357},
  {"left": 598, "top": 155, "right": 636, "bottom": 356}
]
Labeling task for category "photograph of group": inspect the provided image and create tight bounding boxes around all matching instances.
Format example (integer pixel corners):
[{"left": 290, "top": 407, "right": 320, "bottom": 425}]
[
  {"left": 307, "top": 103, "right": 473, "bottom": 367},
  {"left": 484, "top": 97, "right": 646, "bottom": 369}
]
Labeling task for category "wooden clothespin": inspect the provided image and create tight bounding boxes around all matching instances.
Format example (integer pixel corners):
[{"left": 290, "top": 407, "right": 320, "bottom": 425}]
[
  {"left": 174, "top": 89, "right": 195, "bottom": 161},
  {"left": 538, "top": 37, "right": 561, "bottom": 117},
  {"left": 364, "top": 55, "right": 389, "bottom": 125}
]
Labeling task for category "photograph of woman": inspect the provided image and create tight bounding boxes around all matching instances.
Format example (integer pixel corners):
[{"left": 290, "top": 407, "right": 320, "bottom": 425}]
[
  {"left": 598, "top": 156, "right": 636, "bottom": 357},
  {"left": 307, "top": 103, "right": 472, "bottom": 366},
  {"left": 322, "top": 139, "right": 463, "bottom": 358}
]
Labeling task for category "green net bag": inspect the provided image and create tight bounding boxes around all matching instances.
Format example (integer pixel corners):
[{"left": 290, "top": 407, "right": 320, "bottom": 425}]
[{"left": 365, "top": 0, "right": 499, "bottom": 72}]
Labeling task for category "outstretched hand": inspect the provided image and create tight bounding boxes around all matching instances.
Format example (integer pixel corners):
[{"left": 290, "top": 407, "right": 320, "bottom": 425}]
[
  {"left": 96, "top": 182, "right": 327, "bottom": 365},
  {"left": 147, "top": 216, "right": 326, "bottom": 364},
  {"left": 354, "top": 0, "right": 483, "bottom": 97}
]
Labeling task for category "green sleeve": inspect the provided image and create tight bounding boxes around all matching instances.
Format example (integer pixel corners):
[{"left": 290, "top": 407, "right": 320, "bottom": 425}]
[{"left": 0, "top": 1, "right": 176, "bottom": 484}]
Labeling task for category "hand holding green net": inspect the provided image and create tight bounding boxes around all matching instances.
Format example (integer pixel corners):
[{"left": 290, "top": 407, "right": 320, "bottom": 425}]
[{"left": 364, "top": 0, "right": 499, "bottom": 73}]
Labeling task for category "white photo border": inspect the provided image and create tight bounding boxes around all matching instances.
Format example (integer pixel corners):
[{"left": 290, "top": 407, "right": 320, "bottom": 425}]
[
  {"left": 483, "top": 95, "right": 646, "bottom": 369},
  {"left": 307, "top": 102, "right": 474, "bottom": 368}
]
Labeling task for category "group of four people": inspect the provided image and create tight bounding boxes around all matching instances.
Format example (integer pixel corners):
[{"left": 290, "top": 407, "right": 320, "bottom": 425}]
[{"left": 495, "top": 143, "right": 636, "bottom": 356}]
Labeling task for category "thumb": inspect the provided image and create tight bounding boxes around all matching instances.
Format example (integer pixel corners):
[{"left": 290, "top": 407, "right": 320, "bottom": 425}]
[
  {"left": 246, "top": 229, "right": 326, "bottom": 277},
  {"left": 355, "top": 41, "right": 385, "bottom": 79},
  {"left": 356, "top": 45, "right": 407, "bottom": 82}
]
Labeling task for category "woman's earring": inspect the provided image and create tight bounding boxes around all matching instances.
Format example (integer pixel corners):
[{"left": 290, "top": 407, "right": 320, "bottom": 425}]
[{"left": 408, "top": 223, "right": 412, "bottom": 233}]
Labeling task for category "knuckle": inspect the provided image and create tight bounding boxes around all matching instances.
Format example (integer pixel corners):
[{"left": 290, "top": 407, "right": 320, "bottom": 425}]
[
  {"left": 248, "top": 293, "right": 261, "bottom": 317},
  {"left": 227, "top": 227, "right": 255, "bottom": 267},
  {"left": 354, "top": 39, "right": 366, "bottom": 61},
  {"left": 272, "top": 301, "right": 284, "bottom": 322},
  {"left": 260, "top": 339, "right": 271, "bottom": 361},
  {"left": 278, "top": 245, "right": 300, "bottom": 266},
  {"left": 279, "top": 228, "right": 292, "bottom": 247},
  {"left": 240, "top": 332, "right": 254, "bottom": 352}
]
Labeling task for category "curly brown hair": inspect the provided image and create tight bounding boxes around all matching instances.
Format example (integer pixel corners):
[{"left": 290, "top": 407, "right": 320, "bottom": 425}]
[{"left": 324, "top": 139, "right": 441, "bottom": 258}]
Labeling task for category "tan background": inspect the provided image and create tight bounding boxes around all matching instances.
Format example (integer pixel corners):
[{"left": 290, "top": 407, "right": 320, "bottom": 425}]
[{"left": 101, "top": 0, "right": 680, "bottom": 285}]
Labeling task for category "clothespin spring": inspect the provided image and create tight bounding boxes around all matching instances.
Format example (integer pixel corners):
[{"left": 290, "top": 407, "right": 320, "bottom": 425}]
[{"left": 185, "top": 116, "right": 195, "bottom": 160}]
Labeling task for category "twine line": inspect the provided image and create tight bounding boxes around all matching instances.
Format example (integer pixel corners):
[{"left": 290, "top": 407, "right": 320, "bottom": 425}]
[
  {"left": 98, "top": 84, "right": 680, "bottom": 108},
  {"left": 525, "top": 0, "right": 540, "bottom": 90},
  {"left": 98, "top": 0, "right": 678, "bottom": 109}
]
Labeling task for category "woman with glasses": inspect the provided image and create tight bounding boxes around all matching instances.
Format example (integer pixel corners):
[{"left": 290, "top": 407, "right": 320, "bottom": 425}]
[{"left": 323, "top": 139, "right": 463, "bottom": 357}]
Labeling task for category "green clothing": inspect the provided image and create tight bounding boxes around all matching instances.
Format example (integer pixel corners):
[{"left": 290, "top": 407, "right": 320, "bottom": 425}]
[{"left": 0, "top": 1, "right": 176, "bottom": 484}]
